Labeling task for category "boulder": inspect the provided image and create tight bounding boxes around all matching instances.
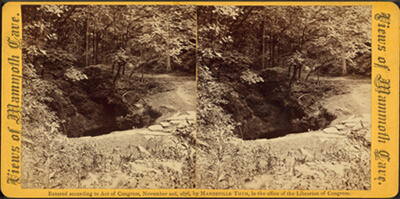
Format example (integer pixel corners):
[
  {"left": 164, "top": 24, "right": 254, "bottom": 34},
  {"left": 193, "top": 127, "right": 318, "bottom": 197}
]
[
  {"left": 343, "top": 117, "right": 362, "bottom": 125},
  {"left": 163, "top": 128, "right": 172, "bottom": 133},
  {"left": 160, "top": 122, "right": 170, "bottom": 128},
  {"left": 335, "top": 124, "right": 347, "bottom": 130},
  {"left": 170, "top": 120, "right": 184, "bottom": 125},
  {"left": 323, "top": 127, "right": 339, "bottom": 134},
  {"left": 166, "top": 112, "right": 195, "bottom": 121},
  {"left": 344, "top": 123, "right": 356, "bottom": 128},
  {"left": 148, "top": 124, "right": 164, "bottom": 131}
]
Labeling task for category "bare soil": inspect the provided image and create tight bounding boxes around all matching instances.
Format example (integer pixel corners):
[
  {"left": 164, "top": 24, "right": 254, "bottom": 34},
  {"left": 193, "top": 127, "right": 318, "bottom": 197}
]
[{"left": 141, "top": 74, "right": 196, "bottom": 123}]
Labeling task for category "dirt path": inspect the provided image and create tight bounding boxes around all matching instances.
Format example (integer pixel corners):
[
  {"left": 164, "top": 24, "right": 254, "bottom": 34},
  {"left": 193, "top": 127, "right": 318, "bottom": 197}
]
[
  {"left": 143, "top": 74, "right": 196, "bottom": 123},
  {"left": 242, "top": 77, "right": 371, "bottom": 190},
  {"left": 321, "top": 77, "right": 371, "bottom": 123}
]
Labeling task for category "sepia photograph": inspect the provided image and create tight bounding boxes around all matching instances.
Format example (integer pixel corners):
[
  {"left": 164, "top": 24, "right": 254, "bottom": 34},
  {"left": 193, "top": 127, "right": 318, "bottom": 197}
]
[
  {"left": 3, "top": 1, "right": 400, "bottom": 198},
  {"left": 20, "top": 4, "right": 196, "bottom": 189},
  {"left": 196, "top": 6, "right": 372, "bottom": 190}
]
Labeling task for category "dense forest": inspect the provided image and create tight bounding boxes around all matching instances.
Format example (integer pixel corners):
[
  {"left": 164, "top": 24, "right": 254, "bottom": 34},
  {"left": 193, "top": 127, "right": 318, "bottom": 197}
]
[
  {"left": 21, "top": 5, "right": 196, "bottom": 188},
  {"left": 20, "top": 4, "right": 371, "bottom": 190},
  {"left": 196, "top": 6, "right": 371, "bottom": 189},
  {"left": 22, "top": 5, "right": 196, "bottom": 136},
  {"left": 197, "top": 6, "right": 371, "bottom": 140}
]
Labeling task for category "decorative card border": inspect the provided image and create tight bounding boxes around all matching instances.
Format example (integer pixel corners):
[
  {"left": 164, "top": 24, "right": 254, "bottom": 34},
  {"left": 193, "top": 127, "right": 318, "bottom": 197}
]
[{"left": 1, "top": 1, "right": 399, "bottom": 198}]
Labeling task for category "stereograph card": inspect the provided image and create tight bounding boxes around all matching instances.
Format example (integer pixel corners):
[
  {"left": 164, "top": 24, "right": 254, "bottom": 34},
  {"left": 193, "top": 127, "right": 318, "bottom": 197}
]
[{"left": 1, "top": 1, "right": 399, "bottom": 198}]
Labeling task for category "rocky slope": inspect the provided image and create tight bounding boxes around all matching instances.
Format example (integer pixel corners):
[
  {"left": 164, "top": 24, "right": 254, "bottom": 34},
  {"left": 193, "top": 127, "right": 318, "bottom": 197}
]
[
  {"left": 242, "top": 78, "right": 371, "bottom": 190},
  {"left": 65, "top": 73, "right": 197, "bottom": 189},
  {"left": 197, "top": 77, "right": 371, "bottom": 190},
  {"left": 21, "top": 72, "right": 197, "bottom": 189}
]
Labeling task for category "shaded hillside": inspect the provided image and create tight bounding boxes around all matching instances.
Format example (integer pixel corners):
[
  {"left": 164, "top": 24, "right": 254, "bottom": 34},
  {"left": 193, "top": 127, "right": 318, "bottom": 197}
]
[
  {"left": 21, "top": 4, "right": 197, "bottom": 189},
  {"left": 196, "top": 5, "right": 371, "bottom": 190},
  {"left": 196, "top": 6, "right": 370, "bottom": 139}
]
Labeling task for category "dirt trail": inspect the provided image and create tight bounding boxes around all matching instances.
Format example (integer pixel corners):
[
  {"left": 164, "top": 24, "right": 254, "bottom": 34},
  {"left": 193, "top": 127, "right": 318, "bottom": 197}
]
[
  {"left": 242, "top": 77, "right": 371, "bottom": 190},
  {"left": 143, "top": 74, "right": 196, "bottom": 123},
  {"left": 321, "top": 77, "right": 371, "bottom": 123}
]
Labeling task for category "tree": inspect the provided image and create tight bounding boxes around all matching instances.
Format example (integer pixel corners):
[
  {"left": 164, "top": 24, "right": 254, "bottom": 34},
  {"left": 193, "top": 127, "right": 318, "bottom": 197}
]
[
  {"left": 137, "top": 5, "right": 196, "bottom": 72},
  {"left": 305, "top": 6, "right": 371, "bottom": 76}
]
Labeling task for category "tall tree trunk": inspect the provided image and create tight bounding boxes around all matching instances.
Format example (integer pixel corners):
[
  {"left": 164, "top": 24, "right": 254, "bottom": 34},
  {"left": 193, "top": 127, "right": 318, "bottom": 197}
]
[
  {"left": 166, "top": 55, "right": 171, "bottom": 72},
  {"left": 166, "top": 21, "right": 171, "bottom": 72},
  {"left": 261, "top": 7, "right": 266, "bottom": 69},
  {"left": 102, "top": 34, "right": 106, "bottom": 64},
  {"left": 93, "top": 31, "right": 97, "bottom": 65},
  {"left": 114, "top": 64, "right": 121, "bottom": 83},
  {"left": 141, "top": 48, "right": 144, "bottom": 82},
  {"left": 85, "top": 17, "right": 89, "bottom": 66},
  {"left": 290, "top": 65, "right": 297, "bottom": 86},
  {"left": 141, "top": 49, "right": 145, "bottom": 82},
  {"left": 291, "top": 66, "right": 298, "bottom": 81},
  {"left": 141, "top": 64, "right": 144, "bottom": 82},
  {"left": 298, "top": 65, "right": 302, "bottom": 79},
  {"left": 269, "top": 36, "right": 273, "bottom": 67},
  {"left": 342, "top": 56, "right": 347, "bottom": 75},
  {"left": 316, "top": 66, "right": 321, "bottom": 85},
  {"left": 96, "top": 35, "right": 100, "bottom": 64},
  {"left": 92, "top": 30, "right": 96, "bottom": 65},
  {"left": 272, "top": 39, "right": 276, "bottom": 67},
  {"left": 122, "top": 63, "right": 125, "bottom": 76},
  {"left": 341, "top": 18, "right": 347, "bottom": 75},
  {"left": 183, "top": 62, "right": 189, "bottom": 70}
]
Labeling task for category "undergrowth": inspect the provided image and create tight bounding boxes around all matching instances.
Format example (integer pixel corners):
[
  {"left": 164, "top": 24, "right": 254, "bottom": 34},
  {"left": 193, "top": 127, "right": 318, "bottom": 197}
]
[{"left": 21, "top": 62, "right": 195, "bottom": 188}]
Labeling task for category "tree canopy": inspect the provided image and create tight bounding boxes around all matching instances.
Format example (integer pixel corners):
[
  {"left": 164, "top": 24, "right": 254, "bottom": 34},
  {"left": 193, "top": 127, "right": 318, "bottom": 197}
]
[
  {"left": 198, "top": 6, "right": 371, "bottom": 81},
  {"left": 22, "top": 5, "right": 196, "bottom": 79}
]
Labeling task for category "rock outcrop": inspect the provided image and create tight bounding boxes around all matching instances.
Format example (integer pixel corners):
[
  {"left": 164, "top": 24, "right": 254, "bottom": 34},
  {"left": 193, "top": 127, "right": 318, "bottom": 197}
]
[
  {"left": 147, "top": 111, "right": 195, "bottom": 132},
  {"left": 323, "top": 114, "right": 371, "bottom": 144}
]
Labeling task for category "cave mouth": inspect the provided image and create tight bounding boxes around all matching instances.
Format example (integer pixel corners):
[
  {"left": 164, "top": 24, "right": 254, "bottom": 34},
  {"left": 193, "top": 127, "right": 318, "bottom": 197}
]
[
  {"left": 241, "top": 129, "right": 302, "bottom": 141},
  {"left": 81, "top": 126, "right": 119, "bottom": 137},
  {"left": 242, "top": 125, "right": 325, "bottom": 141},
  {"left": 241, "top": 110, "right": 336, "bottom": 140},
  {"left": 68, "top": 105, "right": 163, "bottom": 138},
  {"left": 255, "top": 128, "right": 312, "bottom": 140}
]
